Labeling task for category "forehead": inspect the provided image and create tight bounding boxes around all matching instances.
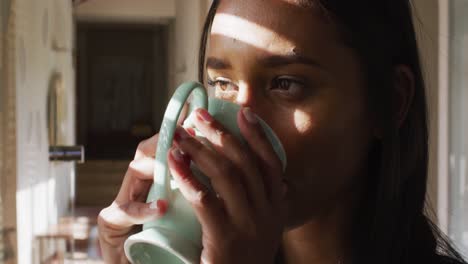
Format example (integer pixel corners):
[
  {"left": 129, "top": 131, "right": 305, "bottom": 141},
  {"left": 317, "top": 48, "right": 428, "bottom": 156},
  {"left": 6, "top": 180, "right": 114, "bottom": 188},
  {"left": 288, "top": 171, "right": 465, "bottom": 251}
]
[{"left": 210, "top": 0, "right": 339, "bottom": 56}]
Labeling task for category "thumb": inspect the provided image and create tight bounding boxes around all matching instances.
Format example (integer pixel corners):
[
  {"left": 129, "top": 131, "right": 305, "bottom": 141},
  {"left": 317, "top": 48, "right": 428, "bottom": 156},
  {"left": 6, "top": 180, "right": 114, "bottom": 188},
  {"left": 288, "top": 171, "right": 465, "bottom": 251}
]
[{"left": 99, "top": 200, "right": 168, "bottom": 228}]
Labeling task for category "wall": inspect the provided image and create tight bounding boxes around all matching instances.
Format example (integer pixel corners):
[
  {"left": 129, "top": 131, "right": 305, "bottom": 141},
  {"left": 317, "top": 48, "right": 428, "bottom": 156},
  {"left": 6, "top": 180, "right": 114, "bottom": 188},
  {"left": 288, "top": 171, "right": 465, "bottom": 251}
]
[
  {"left": 173, "top": 0, "right": 210, "bottom": 90},
  {"left": 1, "top": 0, "right": 18, "bottom": 262},
  {"left": 74, "top": 0, "right": 211, "bottom": 94},
  {"left": 72, "top": 0, "right": 210, "bottom": 210},
  {"left": 0, "top": 0, "right": 17, "bottom": 263},
  {"left": 11, "top": 0, "right": 75, "bottom": 263},
  {"left": 74, "top": 0, "right": 175, "bottom": 23}
]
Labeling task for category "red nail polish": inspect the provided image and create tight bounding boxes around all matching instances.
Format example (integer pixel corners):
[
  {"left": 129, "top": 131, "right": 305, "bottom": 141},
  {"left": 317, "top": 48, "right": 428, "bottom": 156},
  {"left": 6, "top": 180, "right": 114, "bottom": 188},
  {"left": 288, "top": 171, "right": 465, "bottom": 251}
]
[
  {"left": 171, "top": 147, "right": 185, "bottom": 162},
  {"left": 171, "top": 147, "right": 191, "bottom": 165},
  {"left": 197, "top": 109, "right": 214, "bottom": 123},
  {"left": 182, "top": 152, "right": 192, "bottom": 165},
  {"left": 157, "top": 199, "right": 168, "bottom": 214},
  {"left": 174, "top": 127, "right": 191, "bottom": 142},
  {"left": 174, "top": 131, "right": 181, "bottom": 142},
  {"left": 186, "top": 127, "right": 196, "bottom": 137}
]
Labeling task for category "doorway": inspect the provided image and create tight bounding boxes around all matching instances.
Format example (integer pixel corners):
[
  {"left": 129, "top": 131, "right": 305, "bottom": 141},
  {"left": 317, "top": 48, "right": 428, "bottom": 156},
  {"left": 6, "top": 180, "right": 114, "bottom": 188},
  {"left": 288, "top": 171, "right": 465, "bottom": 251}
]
[
  {"left": 75, "top": 22, "right": 170, "bottom": 208},
  {"left": 77, "top": 22, "right": 169, "bottom": 160}
]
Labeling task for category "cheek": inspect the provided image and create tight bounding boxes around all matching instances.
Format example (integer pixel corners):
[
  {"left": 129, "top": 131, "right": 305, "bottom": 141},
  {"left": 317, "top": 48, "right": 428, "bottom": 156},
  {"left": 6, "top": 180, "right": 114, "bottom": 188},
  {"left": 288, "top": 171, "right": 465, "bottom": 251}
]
[
  {"left": 280, "top": 106, "right": 372, "bottom": 224},
  {"left": 293, "top": 109, "right": 314, "bottom": 134}
]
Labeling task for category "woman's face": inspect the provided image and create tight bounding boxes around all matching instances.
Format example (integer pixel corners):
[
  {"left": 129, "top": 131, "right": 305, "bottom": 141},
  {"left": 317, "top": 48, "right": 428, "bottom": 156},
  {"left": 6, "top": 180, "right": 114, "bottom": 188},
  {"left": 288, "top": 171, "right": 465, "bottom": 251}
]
[{"left": 206, "top": 0, "right": 374, "bottom": 228}]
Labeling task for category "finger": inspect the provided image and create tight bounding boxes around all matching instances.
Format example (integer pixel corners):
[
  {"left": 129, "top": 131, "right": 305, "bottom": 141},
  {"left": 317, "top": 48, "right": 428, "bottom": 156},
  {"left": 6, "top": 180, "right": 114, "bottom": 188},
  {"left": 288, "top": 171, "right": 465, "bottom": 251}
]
[
  {"left": 116, "top": 157, "right": 155, "bottom": 203},
  {"left": 99, "top": 200, "right": 167, "bottom": 228},
  {"left": 167, "top": 147, "right": 225, "bottom": 234},
  {"left": 238, "top": 107, "right": 284, "bottom": 204},
  {"left": 172, "top": 128, "right": 251, "bottom": 220},
  {"left": 178, "top": 102, "right": 190, "bottom": 124},
  {"left": 134, "top": 133, "right": 159, "bottom": 160},
  {"left": 191, "top": 109, "right": 250, "bottom": 164},
  {"left": 189, "top": 109, "right": 268, "bottom": 207},
  {"left": 127, "top": 157, "right": 155, "bottom": 181}
]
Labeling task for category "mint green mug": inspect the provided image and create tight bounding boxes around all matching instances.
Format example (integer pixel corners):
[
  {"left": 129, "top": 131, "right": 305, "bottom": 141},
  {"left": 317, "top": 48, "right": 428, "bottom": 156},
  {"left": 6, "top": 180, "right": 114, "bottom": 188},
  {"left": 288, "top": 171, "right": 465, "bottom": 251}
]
[{"left": 124, "top": 82, "right": 287, "bottom": 264}]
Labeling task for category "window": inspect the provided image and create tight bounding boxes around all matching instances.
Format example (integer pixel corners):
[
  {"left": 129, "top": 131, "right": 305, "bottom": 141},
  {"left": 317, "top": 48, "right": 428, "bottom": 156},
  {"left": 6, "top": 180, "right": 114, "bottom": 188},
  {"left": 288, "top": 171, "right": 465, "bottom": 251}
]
[{"left": 449, "top": 0, "right": 468, "bottom": 256}]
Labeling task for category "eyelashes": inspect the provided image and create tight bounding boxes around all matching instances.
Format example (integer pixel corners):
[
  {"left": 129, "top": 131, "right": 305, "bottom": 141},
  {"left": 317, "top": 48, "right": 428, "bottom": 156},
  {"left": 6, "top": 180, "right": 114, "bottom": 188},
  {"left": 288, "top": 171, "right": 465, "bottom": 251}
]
[
  {"left": 207, "top": 78, "right": 238, "bottom": 92},
  {"left": 207, "top": 78, "right": 239, "bottom": 101},
  {"left": 271, "top": 77, "right": 305, "bottom": 96},
  {"left": 207, "top": 76, "right": 306, "bottom": 100}
]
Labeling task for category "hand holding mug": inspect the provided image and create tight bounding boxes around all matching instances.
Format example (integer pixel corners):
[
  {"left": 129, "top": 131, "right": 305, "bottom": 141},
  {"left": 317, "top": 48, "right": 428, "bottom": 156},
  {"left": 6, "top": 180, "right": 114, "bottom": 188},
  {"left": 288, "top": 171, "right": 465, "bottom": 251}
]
[
  {"left": 167, "top": 106, "right": 287, "bottom": 263},
  {"left": 99, "top": 82, "right": 288, "bottom": 263}
]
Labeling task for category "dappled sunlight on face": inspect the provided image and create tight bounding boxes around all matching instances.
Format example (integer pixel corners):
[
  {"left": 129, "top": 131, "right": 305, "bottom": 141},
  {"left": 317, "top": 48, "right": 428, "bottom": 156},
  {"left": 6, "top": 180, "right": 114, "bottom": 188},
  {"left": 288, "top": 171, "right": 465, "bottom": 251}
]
[
  {"left": 293, "top": 109, "right": 314, "bottom": 134},
  {"left": 211, "top": 13, "right": 296, "bottom": 56},
  {"left": 206, "top": 0, "right": 373, "bottom": 228}
]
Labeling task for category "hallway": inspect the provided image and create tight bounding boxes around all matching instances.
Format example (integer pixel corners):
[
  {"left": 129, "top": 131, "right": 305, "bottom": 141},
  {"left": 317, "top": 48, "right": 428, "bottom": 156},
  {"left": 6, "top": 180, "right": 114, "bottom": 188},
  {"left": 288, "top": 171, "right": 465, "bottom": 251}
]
[
  {"left": 1, "top": 0, "right": 468, "bottom": 263},
  {"left": 0, "top": 0, "right": 211, "bottom": 262}
]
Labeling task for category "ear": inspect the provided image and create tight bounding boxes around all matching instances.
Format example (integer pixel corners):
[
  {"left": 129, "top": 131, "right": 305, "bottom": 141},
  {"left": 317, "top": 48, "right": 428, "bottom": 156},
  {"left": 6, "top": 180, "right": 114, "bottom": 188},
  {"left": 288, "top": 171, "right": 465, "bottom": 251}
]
[
  {"left": 394, "top": 65, "right": 415, "bottom": 128},
  {"left": 372, "top": 65, "right": 415, "bottom": 139}
]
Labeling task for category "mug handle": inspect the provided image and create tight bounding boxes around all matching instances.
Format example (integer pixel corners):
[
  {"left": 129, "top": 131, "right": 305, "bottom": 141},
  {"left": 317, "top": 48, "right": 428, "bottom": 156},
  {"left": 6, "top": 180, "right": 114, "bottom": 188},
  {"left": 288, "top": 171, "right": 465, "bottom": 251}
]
[{"left": 148, "top": 82, "right": 208, "bottom": 203}]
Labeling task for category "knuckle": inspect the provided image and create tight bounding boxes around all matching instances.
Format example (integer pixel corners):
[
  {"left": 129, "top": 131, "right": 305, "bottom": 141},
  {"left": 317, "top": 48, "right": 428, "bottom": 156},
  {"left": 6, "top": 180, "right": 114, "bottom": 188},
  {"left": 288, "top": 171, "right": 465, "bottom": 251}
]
[
  {"left": 217, "top": 160, "right": 237, "bottom": 176},
  {"left": 128, "top": 160, "right": 138, "bottom": 170},
  {"left": 96, "top": 206, "right": 120, "bottom": 235},
  {"left": 240, "top": 216, "right": 258, "bottom": 237},
  {"left": 222, "top": 160, "right": 236, "bottom": 172},
  {"left": 238, "top": 151, "right": 254, "bottom": 166},
  {"left": 192, "top": 139, "right": 206, "bottom": 154},
  {"left": 125, "top": 203, "right": 139, "bottom": 216},
  {"left": 216, "top": 129, "right": 231, "bottom": 143},
  {"left": 218, "top": 132, "right": 242, "bottom": 151},
  {"left": 137, "top": 140, "right": 148, "bottom": 150},
  {"left": 97, "top": 208, "right": 108, "bottom": 227},
  {"left": 191, "top": 190, "right": 212, "bottom": 208},
  {"left": 126, "top": 161, "right": 140, "bottom": 179}
]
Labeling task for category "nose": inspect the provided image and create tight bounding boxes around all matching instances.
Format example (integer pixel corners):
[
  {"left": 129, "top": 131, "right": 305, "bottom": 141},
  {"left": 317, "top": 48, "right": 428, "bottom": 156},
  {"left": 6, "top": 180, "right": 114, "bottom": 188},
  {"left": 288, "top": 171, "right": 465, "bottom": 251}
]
[
  {"left": 235, "top": 80, "right": 257, "bottom": 108},
  {"left": 235, "top": 81, "right": 248, "bottom": 106},
  {"left": 215, "top": 80, "right": 263, "bottom": 111}
]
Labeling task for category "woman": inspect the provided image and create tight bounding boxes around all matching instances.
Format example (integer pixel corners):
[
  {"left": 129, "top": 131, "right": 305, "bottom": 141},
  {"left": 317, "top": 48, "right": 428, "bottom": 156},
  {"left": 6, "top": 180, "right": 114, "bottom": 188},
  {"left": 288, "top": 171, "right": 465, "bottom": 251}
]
[{"left": 97, "top": 0, "right": 468, "bottom": 263}]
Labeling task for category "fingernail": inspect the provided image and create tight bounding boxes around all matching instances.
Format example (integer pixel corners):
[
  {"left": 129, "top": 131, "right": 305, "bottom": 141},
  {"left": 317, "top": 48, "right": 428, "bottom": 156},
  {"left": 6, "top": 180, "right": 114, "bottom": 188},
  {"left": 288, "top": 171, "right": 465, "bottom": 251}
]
[
  {"left": 196, "top": 109, "right": 214, "bottom": 123},
  {"left": 171, "top": 147, "right": 185, "bottom": 162},
  {"left": 242, "top": 107, "right": 258, "bottom": 124},
  {"left": 150, "top": 199, "right": 168, "bottom": 214},
  {"left": 157, "top": 199, "right": 168, "bottom": 214},
  {"left": 174, "top": 127, "right": 191, "bottom": 142},
  {"left": 186, "top": 127, "right": 196, "bottom": 137}
]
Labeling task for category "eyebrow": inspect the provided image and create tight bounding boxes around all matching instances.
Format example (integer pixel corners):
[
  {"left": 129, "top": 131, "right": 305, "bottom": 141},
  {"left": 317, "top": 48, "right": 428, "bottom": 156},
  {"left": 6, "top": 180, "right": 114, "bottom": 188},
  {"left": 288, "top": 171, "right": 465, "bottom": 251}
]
[
  {"left": 206, "top": 57, "right": 232, "bottom": 70},
  {"left": 261, "top": 54, "right": 323, "bottom": 69},
  {"left": 206, "top": 53, "right": 324, "bottom": 70}
]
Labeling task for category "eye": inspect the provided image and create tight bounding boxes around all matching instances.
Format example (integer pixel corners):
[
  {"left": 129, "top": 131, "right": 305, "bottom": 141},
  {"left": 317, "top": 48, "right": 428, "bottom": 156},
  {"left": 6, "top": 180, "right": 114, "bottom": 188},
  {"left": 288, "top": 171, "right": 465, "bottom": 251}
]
[
  {"left": 271, "top": 77, "right": 305, "bottom": 99},
  {"left": 207, "top": 77, "right": 238, "bottom": 101},
  {"left": 207, "top": 77, "right": 238, "bottom": 92}
]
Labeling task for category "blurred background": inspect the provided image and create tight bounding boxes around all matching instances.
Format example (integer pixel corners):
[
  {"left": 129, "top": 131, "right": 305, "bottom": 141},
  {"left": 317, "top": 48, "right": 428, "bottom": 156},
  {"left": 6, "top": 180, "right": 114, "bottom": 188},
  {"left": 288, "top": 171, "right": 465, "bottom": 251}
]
[{"left": 0, "top": 0, "right": 466, "bottom": 263}]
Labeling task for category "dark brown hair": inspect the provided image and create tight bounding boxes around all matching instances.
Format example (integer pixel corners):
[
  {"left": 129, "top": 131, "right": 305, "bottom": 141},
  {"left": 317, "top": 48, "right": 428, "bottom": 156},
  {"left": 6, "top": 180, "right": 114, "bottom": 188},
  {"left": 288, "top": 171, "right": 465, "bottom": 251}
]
[{"left": 198, "top": 1, "right": 467, "bottom": 263}]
